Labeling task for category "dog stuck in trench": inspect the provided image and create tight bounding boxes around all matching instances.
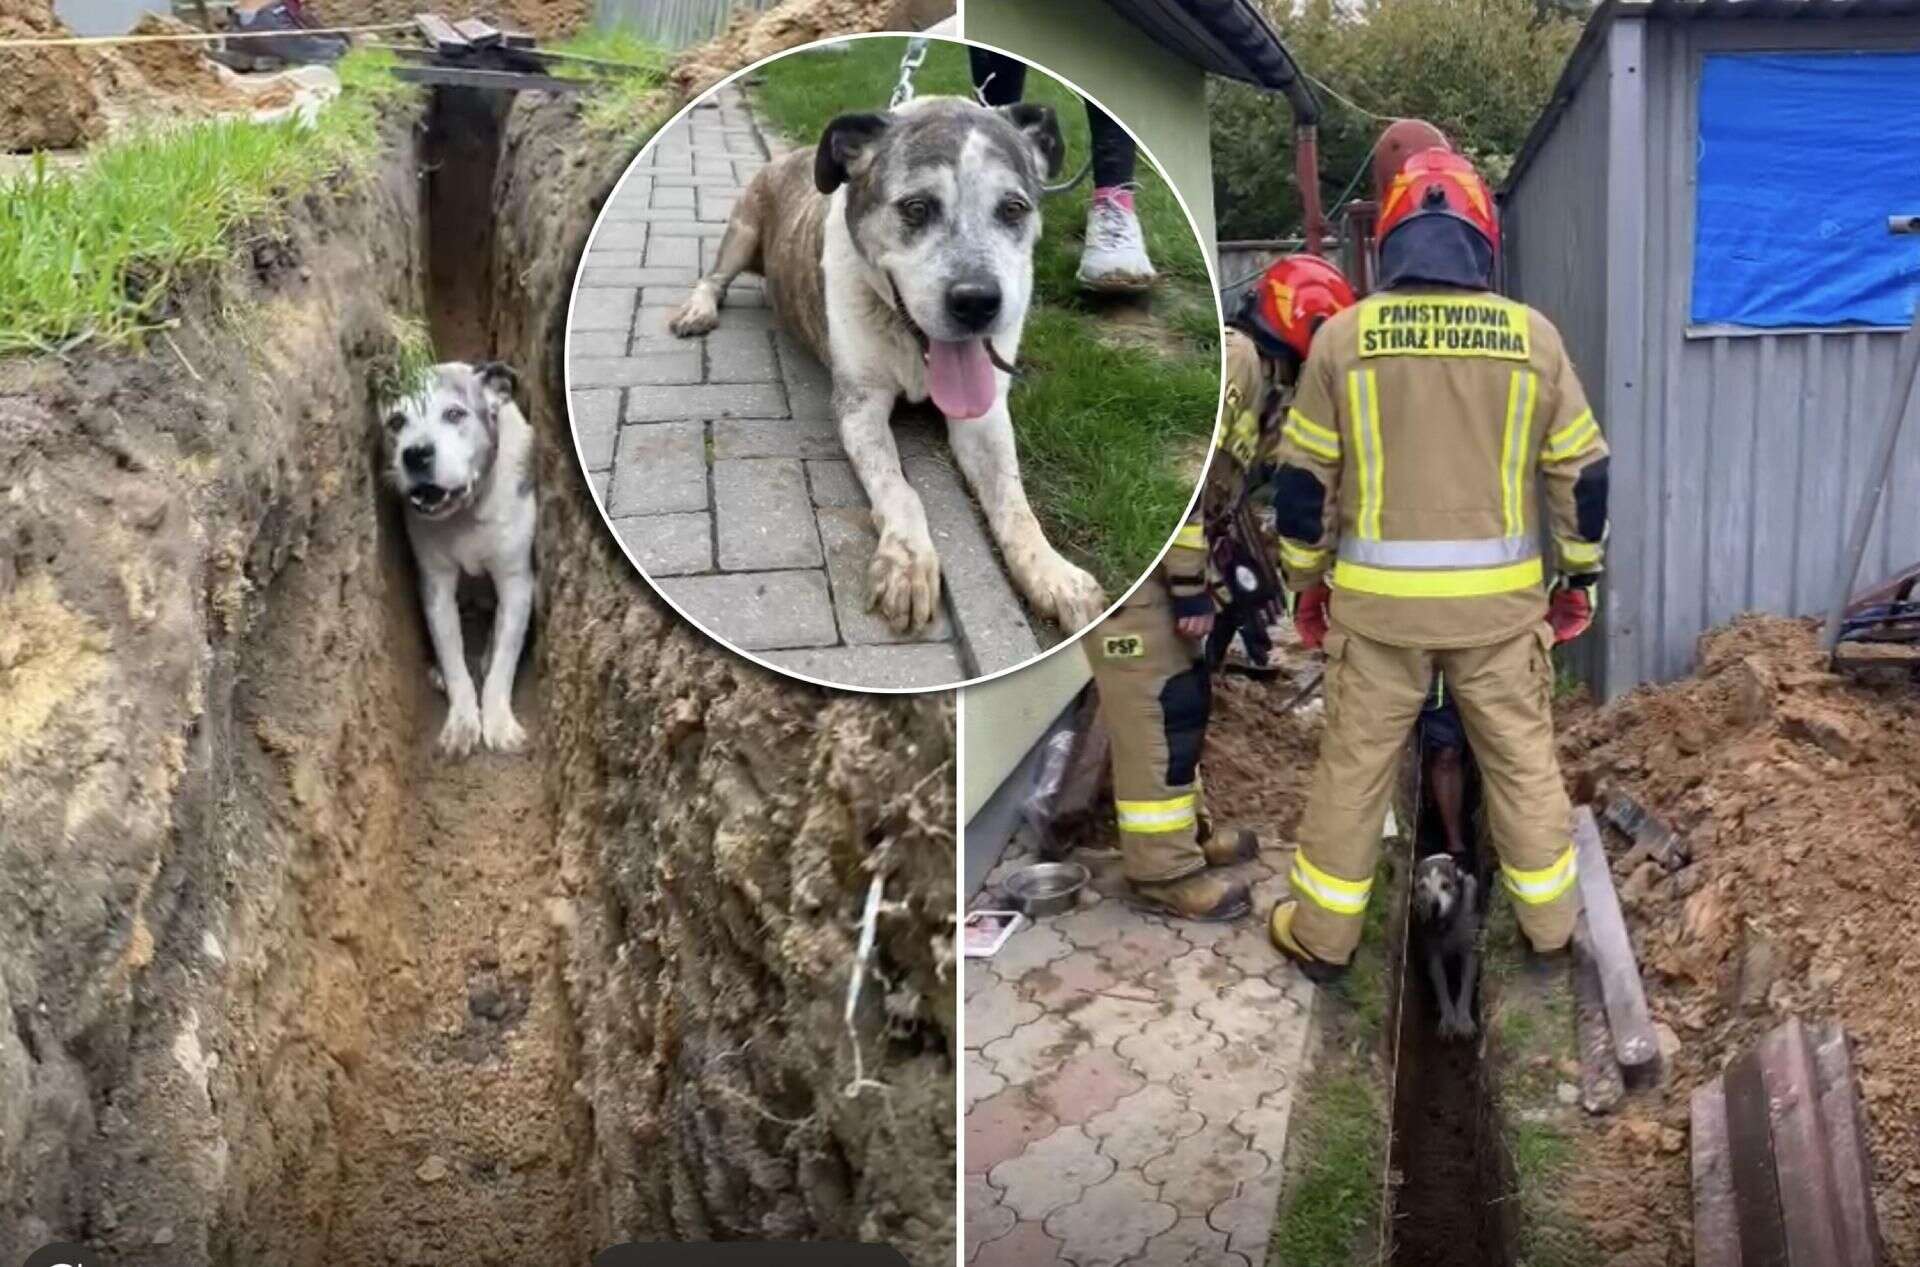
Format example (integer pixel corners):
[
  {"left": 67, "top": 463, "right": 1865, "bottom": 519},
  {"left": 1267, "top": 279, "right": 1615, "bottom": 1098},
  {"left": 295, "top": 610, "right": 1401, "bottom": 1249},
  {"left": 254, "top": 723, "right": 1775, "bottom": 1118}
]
[
  {"left": 1411, "top": 852, "right": 1482, "bottom": 1041},
  {"left": 381, "top": 361, "right": 536, "bottom": 757},
  {"left": 668, "top": 95, "right": 1108, "bottom": 636}
]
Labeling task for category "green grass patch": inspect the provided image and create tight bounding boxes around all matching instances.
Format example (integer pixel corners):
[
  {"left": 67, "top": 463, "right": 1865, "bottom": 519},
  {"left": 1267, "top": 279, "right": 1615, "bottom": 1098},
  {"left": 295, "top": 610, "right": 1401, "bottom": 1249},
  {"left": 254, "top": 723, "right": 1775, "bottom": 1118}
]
[
  {"left": 1268, "top": 1073, "right": 1385, "bottom": 1267},
  {"left": 0, "top": 47, "right": 414, "bottom": 356},
  {"left": 748, "top": 37, "right": 1222, "bottom": 594},
  {"left": 548, "top": 26, "right": 671, "bottom": 136}
]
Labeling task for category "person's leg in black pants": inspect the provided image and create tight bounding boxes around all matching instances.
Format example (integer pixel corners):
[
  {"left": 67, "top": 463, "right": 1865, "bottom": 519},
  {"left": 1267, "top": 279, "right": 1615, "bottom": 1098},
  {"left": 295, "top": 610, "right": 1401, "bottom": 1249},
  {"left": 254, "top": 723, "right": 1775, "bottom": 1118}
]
[{"left": 969, "top": 48, "right": 1026, "bottom": 108}]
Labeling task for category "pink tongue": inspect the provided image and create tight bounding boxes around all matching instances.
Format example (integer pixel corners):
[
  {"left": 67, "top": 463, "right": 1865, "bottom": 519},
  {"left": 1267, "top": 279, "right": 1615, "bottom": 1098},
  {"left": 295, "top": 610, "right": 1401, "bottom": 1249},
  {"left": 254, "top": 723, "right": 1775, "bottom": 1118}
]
[{"left": 925, "top": 338, "right": 998, "bottom": 420}]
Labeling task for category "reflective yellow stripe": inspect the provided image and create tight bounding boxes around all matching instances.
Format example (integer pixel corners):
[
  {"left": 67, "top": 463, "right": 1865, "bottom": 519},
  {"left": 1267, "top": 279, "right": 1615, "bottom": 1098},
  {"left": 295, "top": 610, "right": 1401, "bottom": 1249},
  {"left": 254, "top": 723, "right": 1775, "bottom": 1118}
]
[
  {"left": 1283, "top": 417, "right": 1339, "bottom": 462},
  {"left": 1173, "top": 524, "right": 1206, "bottom": 550},
  {"left": 1499, "top": 369, "right": 1538, "bottom": 537},
  {"left": 1557, "top": 536, "right": 1604, "bottom": 569},
  {"left": 1117, "top": 794, "right": 1198, "bottom": 835},
  {"left": 1286, "top": 408, "right": 1340, "bottom": 449},
  {"left": 1279, "top": 538, "right": 1327, "bottom": 570},
  {"left": 1332, "top": 557, "right": 1544, "bottom": 598},
  {"left": 1543, "top": 412, "right": 1601, "bottom": 463},
  {"left": 1348, "top": 369, "right": 1383, "bottom": 540},
  {"left": 1289, "top": 853, "right": 1372, "bottom": 916},
  {"left": 1502, "top": 847, "right": 1578, "bottom": 905}
]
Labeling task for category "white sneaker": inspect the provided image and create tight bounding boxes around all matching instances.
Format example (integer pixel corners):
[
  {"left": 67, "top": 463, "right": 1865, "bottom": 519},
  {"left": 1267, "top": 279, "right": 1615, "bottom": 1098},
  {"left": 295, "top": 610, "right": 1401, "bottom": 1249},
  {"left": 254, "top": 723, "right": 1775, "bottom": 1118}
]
[{"left": 1077, "top": 194, "right": 1157, "bottom": 293}]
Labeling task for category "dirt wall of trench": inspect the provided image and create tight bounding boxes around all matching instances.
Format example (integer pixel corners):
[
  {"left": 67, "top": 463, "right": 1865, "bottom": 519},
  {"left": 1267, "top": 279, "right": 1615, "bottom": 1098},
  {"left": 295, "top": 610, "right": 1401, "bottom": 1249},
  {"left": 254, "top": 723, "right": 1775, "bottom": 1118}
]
[
  {"left": 0, "top": 121, "right": 431, "bottom": 1261},
  {"left": 489, "top": 92, "right": 958, "bottom": 1262}
]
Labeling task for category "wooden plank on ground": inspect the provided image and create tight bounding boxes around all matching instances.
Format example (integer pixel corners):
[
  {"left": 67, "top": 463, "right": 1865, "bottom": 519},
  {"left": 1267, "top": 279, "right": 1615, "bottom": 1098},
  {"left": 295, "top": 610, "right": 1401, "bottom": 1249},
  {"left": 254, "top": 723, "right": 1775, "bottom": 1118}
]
[
  {"left": 1725, "top": 1050, "right": 1791, "bottom": 1267},
  {"left": 452, "top": 17, "right": 503, "bottom": 46},
  {"left": 1811, "top": 1025, "right": 1884, "bottom": 1267},
  {"left": 1757, "top": 1019, "right": 1846, "bottom": 1267},
  {"left": 1572, "top": 920, "right": 1624, "bottom": 1114},
  {"left": 414, "top": 12, "right": 467, "bottom": 51},
  {"left": 1572, "top": 807, "right": 1660, "bottom": 1069},
  {"left": 1598, "top": 782, "right": 1691, "bottom": 869},
  {"left": 1693, "top": 1076, "right": 1743, "bottom": 1267},
  {"left": 390, "top": 65, "right": 594, "bottom": 93}
]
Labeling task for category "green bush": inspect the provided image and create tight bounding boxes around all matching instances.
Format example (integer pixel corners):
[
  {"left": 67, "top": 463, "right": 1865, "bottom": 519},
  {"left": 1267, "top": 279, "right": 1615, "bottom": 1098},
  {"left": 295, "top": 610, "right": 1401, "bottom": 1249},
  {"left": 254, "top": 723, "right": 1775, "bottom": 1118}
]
[{"left": 1210, "top": 0, "right": 1586, "bottom": 242}]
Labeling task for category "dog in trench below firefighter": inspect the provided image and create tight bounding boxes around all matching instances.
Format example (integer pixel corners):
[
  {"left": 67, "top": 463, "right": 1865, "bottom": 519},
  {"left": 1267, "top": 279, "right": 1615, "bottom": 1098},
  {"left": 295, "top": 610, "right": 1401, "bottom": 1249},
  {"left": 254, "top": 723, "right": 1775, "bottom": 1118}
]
[
  {"left": 1412, "top": 852, "right": 1481, "bottom": 1041},
  {"left": 667, "top": 95, "right": 1107, "bottom": 634},
  {"left": 381, "top": 361, "right": 537, "bottom": 757}
]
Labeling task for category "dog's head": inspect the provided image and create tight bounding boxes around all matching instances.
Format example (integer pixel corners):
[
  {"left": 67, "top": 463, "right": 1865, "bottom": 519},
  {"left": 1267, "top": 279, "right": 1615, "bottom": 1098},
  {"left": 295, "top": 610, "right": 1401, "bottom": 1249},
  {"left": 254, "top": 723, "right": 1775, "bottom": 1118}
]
[
  {"left": 815, "top": 95, "right": 1064, "bottom": 418},
  {"left": 1412, "top": 853, "right": 1464, "bottom": 925},
  {"left": 380, "top": 361, "right": 518, "bottom": 519}
]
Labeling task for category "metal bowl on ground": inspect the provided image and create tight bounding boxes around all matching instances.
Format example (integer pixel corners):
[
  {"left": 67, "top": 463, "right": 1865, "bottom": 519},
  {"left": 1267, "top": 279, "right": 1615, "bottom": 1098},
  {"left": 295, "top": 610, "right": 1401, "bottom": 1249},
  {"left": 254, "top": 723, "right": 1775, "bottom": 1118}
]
[{"left": 1003, "top": 861, "right": 1090, "bottom": 917}]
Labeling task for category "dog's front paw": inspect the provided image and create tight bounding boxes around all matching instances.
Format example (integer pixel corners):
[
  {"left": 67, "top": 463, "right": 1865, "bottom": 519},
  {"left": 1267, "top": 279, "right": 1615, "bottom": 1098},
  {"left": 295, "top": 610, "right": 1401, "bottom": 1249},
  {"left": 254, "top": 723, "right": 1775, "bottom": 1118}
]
[
  {"left": 868, "top": 531, "right": 942, "bottom": 632},
  {"left": 482, "top": 700, "right": 528, "bottom": 753},
  {"left": 1438, "top": 1012, "right": 1478, "bottom": 1042},
  {"left": 667, "top": 285, "right": 719, "bottom": 337},
  {"left": 1030, "top": 558, "right": 1107, "bottom": 633},
  {"left": 438, "top": 697, "right": 483, "bottom": 757}
]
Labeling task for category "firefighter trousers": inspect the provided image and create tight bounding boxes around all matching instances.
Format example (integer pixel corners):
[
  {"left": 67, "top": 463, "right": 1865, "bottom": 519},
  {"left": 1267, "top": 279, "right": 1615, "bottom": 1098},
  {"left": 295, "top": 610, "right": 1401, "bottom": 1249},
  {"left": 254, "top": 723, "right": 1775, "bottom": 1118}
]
[
  {"left": 1086, "top": 582, "right": 1214, "bottom": 883},
  {"left": 1290, "top": 622, "right": 1578, "bottom": 962}
]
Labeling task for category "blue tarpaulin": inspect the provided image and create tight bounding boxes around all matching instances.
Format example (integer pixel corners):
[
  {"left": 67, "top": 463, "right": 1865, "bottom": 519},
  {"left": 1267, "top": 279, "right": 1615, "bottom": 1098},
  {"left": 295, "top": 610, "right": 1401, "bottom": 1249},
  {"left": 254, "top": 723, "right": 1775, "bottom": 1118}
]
[{"left": 1692, "top": 52, "right": 1920, "bottom": 330}]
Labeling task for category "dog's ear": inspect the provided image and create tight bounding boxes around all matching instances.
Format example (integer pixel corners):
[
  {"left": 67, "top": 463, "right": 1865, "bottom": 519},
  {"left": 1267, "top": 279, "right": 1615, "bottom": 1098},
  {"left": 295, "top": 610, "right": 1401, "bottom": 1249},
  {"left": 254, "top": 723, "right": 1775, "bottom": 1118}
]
[
  {"left": 998, "top": 102, "right": 1065, "bottom": 180},
  {"left": 476, "top": 361, "right": 518, "bottom": 408},
  {"left": 815, "top": 113, "right": 890, "bottom": 194}
]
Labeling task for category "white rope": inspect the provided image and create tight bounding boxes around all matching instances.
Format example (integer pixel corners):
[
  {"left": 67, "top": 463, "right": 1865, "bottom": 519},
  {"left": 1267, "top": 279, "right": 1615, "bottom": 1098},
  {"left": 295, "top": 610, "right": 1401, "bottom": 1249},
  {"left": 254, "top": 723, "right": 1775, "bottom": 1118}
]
[{"left": 0, "top": 21, "right": 412, "bottom": 48}]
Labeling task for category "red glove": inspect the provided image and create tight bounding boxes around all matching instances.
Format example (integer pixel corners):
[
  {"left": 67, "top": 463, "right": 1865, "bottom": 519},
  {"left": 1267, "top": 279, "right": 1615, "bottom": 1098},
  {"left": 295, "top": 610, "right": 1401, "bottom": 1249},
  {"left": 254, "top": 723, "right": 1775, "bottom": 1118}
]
[
  {"left": 1548, "top": 576, "right": 1597, "bottom": 644},
  {"left": 1291, "top": 584, "right": 1330, "bottom": 651}
]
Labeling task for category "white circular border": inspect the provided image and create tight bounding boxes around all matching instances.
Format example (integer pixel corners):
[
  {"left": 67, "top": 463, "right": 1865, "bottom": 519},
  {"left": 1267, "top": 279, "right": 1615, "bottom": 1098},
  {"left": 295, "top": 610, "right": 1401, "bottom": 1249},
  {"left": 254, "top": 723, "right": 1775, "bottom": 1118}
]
[{"left": 564, "top": 30, "right": 1231, "bottom": 695}]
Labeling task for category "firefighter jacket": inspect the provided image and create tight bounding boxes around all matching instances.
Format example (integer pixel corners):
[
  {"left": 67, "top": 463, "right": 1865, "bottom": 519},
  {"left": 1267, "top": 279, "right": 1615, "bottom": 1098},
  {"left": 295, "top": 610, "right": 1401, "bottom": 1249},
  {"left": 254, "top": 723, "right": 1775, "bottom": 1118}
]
[
  {"left": 1163, "top": 328, "right": 1287, "bottom": 617},
  {"left": 1271, "top": 288, "right": 1610, "bottom": 649}
]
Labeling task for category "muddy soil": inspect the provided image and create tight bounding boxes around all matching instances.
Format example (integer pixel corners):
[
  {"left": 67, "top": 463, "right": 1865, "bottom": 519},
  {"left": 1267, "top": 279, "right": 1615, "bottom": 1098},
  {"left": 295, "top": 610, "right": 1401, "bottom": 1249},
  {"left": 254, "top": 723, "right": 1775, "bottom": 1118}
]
[
  {"left": 2, "top": 13, "right": 954, "bottom": 1260},
  {"left": 671, "top": 0, "right": 954, "bottom": 97},
  {"left": 0, "top": 0, "right": 104, "bottom": 150},
  {"left": 1547, "top": 615, "right": 1920, "bottom": 1262}
]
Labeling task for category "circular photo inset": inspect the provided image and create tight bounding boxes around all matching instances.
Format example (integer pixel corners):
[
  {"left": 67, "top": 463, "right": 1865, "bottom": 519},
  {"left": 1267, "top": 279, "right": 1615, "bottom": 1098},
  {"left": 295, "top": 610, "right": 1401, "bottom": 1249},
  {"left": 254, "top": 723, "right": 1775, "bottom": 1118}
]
[{"left": 567, "top": 33, "right": 1223, "bottom": 691}]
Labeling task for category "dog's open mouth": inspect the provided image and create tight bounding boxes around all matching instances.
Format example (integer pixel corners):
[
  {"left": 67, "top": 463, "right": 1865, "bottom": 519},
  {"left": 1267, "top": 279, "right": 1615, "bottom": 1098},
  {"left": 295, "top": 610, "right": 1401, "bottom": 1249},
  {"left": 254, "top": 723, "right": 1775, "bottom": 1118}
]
[
  {"left": 407, "top": 481, "right": 468, "bottom": 517},
  {"left": 925, "top": 338, "right": 999, "bottom": 421}
]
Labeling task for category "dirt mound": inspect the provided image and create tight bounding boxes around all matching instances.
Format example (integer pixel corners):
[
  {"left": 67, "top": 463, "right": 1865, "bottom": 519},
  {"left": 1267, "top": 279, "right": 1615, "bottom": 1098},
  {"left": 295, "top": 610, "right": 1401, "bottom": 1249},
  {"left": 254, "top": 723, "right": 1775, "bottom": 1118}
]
[
  {"left": 0, "top": 0, "right": 104, "bottom": 151},
  {"left": 670, "top": 0, "right": 953, "bottom": 98},
  {"left": 315, "top": 0, "right": 589, "bottom": 38},
  {"left": 1553, "top": 614, "right": 1920, "bottom": 1260},
  {"left": 116, "top": 13, "right": 254, "bottom": 112},
  {"left": 1205, "top": 659, "right": 1322, "bottom": 838}
]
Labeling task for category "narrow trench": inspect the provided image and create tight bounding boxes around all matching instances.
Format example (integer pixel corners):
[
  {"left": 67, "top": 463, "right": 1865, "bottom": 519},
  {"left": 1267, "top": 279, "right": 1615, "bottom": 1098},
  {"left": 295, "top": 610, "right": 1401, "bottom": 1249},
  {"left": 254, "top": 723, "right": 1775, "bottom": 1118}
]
[
  {"left": 312, "top": 86, "right": 592, "bottom": 1264},
  {"left": 1388, "top": 757, "right": 1518, "bottom": 1267}
]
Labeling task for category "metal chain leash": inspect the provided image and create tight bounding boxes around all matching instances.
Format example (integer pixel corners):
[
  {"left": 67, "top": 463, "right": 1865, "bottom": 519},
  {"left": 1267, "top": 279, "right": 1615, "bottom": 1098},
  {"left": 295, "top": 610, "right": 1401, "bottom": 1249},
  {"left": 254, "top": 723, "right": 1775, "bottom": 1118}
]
[{"left": 889, "top": 37, "right": 929, "bottom": 111}]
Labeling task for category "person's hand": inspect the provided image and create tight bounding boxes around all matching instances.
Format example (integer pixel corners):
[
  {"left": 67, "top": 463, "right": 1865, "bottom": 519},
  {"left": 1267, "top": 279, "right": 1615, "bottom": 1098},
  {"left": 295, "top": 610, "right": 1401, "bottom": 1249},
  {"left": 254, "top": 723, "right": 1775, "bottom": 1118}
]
[
  {"left": 1292, "top": 584, "right": 1330, "bottom": 651},
  {"left": 1176, "top": 612, "right": 1214, "bottom": 640},
  {"left": 1548, "top": 574, "right": 1598, "bottom": 644}
]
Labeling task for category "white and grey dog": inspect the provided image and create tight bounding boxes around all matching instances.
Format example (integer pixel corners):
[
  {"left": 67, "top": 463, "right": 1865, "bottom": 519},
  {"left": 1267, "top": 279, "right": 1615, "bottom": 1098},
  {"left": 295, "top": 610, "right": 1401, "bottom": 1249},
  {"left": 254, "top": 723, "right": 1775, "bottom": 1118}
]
[
  {"left": 1411, "top": 852, "right": 1481, "bottom": 1041},
  {"left": 668, "top": 95, "right": 1107, "bottom": 635},
  {"left": 381, "top": 361, "right": 536, "bottom": 756}
]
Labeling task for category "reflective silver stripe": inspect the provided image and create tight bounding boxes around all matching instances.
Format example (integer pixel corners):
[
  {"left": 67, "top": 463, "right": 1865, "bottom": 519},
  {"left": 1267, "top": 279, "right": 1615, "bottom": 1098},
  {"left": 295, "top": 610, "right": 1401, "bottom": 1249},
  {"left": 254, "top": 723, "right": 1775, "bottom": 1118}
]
[{"left": 1337, "top": 536, "right": 1540, "bottom": 569}]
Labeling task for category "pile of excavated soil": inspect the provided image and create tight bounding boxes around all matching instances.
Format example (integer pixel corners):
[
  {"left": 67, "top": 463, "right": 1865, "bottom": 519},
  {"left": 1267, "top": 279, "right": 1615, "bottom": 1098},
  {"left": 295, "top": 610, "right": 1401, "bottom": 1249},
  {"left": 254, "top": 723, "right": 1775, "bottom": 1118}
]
[
  {"left": 315, "top": 0, "right": 589, "bottom": 38},
  {"left": 1205, "top": 656, "right": 1323, "bottom": 838},
  {"left": 1551, "top": 615, "right": 1920, "bottom": 1262},
  {"left": 670, "top": 0, "right": 953, "bottom": 97},
  {"left": 0, "top": 0, "right": 104, "bottom": 151},
  {"left": 113, "top": 13, "right": 256, "bottom": 113}
]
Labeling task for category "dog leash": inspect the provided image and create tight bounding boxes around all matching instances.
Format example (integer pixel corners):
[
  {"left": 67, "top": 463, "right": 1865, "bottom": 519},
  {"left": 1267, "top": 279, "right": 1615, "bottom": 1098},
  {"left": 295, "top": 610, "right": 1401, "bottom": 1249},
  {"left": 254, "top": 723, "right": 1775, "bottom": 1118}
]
[{"left": 894, "top": 37, "right": 1093, "bottom": 199}]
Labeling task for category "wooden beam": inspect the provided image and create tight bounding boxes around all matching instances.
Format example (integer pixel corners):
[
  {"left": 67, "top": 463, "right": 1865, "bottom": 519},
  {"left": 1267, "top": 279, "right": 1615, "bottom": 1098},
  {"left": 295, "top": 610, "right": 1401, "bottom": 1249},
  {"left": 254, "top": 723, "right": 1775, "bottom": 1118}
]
[
  {"left": 1757, "top": 1019, "right": 1846, "bottom": 1267},
  {"left": 1692, "top": 1077, "right": 1742, "bottom": 1267},
  {"left": 1811, "top": 1025, "right": 1884, "bottom": 1267},
  {"left": 452, "top": 17, "right": 503, "bottom": 46},
  {"left": 1725, "top": 1050, "right": 1791, "bottom": 1267},
  {"left": 413, "top": 12, "right": 467, "bottom": 52},
  {"left": 1598, "top": 782, "right": 1690, "bottom": 870},
  {"left": 1572, "top": 807, "right": 1660, "bottom": 1069},
  {"left": 1573, "top": 922, "right": 1624, "bottom": 1113},
  {"left": 390, "top": 65, "right": 595, "bottom": 93}
]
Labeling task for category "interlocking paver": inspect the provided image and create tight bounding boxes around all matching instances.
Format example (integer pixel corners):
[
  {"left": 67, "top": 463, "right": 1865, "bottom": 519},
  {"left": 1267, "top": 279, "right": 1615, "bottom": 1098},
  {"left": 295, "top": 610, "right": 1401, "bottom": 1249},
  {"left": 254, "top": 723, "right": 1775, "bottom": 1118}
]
[
  {"left": 972, "top": 1222, "right": 1064, "bottom": 1267},
  {"left": 967, "top": 976, "right": 1042, "bottom": 1050},
  {"left": 1114, "top": 1013, "right": 1225, "bottom": 1086},
  {"left": 989, "top": 1125, "right": 1114, "bottom": 1221},
  {"left": 1097, "top": 923, "right": 1187, "bottom": 978},
  {"left": 980, "top": 1013, "right": 1081, "bottom": 1084},
  {"left": 1134, "top": 1215, "right": 1250, "bottom": 1266},
  {"left": 1195, "top": 976, "right": 1300, "bottom": 1047},
  {"left": 1042, "top": 1168, "right": 1177, "bottom": 1267},
  {"left": 1024, "top": 951, "right": 1118, "bottom": 1008},
  {"left": 1029, "top": 1048, "right": 1143, "bottom": 1128},
  {"left": 966, "top": 1050, "right": 1007, "bottom": 1111},
  {"left": 1085, "top": 1085, "right": 1202, "bottom": 1171},
  {"left": 1142, "top": 1125, "right": 1269, "bottom": 1214},
  {"left": 967, "top": 1175, "right": 1017, "bottom": 1253},
  {"left": 966, "top": 1088, "right": 1058, "bottom": 1176},
  {"left": 572, "top": 87, "right": 1050, "bottom": 683}
]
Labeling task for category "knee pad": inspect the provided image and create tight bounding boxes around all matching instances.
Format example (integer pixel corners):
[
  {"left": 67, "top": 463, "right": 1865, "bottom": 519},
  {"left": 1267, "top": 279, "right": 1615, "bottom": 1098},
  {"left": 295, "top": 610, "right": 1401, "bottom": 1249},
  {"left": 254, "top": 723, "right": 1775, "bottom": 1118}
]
[
  {"left": 1159, "top": 663, "right": 1211, "bottom": 785},
  {"left": 1574, "top": 457, "right": 1609, "bottom": 542},
  {"left": 1272, "top": 465, "right": 1327, "bottom": 543}
]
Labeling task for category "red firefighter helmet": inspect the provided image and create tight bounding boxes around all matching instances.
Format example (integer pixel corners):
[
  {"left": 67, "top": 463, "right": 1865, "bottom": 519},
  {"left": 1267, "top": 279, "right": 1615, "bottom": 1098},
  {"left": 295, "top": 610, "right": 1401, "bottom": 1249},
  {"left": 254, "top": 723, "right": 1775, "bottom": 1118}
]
[
  {"left": 1377, "top": 147, "right": 1500, "bottom": 255},
  {"left": 1235, "top": 253, "right": 1356, "bottom": 363}
]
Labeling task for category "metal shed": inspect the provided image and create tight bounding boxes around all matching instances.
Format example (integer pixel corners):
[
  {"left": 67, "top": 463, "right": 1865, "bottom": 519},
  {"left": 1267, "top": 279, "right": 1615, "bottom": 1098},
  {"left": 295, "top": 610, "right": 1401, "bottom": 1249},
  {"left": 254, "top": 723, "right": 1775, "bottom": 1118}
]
[{"left": 1500, "top": 0, "right": 1920, "bottom": 698}]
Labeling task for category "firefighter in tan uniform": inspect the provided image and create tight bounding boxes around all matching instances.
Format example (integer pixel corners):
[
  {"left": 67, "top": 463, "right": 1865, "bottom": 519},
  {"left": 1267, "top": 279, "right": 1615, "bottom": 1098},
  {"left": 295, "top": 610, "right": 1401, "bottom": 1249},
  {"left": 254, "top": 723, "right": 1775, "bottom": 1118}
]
[
  {"left": 1266, "top": 149, "right": 1609, "bottom": 980},
  {"left": 1086, "top": 256, "right": 1356, "bottom": 921}
]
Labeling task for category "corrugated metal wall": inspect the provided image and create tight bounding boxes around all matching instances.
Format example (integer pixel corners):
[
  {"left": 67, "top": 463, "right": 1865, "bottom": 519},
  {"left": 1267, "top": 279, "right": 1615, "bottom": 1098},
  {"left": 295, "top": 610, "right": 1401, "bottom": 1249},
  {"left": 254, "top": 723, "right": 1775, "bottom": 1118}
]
[
  {"left": 1217, "top": 242, "right": 1298, "bottom": 316},
  {"left": 593, "top": 0, "right": 777, "bottom": 49},
  {"left": 1506, "top": 12, "right": 1920, "bottom": 697}
]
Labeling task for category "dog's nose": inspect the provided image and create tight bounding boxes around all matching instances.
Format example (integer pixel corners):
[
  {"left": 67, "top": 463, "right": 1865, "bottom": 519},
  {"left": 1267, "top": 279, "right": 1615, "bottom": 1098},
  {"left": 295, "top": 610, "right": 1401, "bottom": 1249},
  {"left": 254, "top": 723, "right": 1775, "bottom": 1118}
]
[
  {"left": 402, "top": 443, "right": 434, "bottom": 474},
  {"left": 945, "top": 281, "right": 1002, "bottom": 332}
]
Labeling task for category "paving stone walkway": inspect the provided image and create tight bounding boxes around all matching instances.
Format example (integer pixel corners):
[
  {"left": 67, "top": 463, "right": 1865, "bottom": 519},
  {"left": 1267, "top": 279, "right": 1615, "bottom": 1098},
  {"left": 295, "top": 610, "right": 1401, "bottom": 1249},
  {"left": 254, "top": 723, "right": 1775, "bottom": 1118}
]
[
  {"left": 965, "top": 842, "right": 1317, "bottom": 1266},
  {"left": 567, "top": 87, "right": 1047, "bottom": 689}
]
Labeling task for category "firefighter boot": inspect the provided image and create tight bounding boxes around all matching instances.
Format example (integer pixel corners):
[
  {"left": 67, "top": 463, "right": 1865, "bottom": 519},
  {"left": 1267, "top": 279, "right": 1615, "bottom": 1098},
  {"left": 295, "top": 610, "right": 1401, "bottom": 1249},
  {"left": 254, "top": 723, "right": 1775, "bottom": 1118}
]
[
  {"left": 1130, "top": 871, "right": 1251, "bottom": 922},
  {"left": 1269, "top": 900, "right": 1350, "bottom": 985},
  {"left": 1197, "top": 820, "right": 1260, "bottom": 869}
]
